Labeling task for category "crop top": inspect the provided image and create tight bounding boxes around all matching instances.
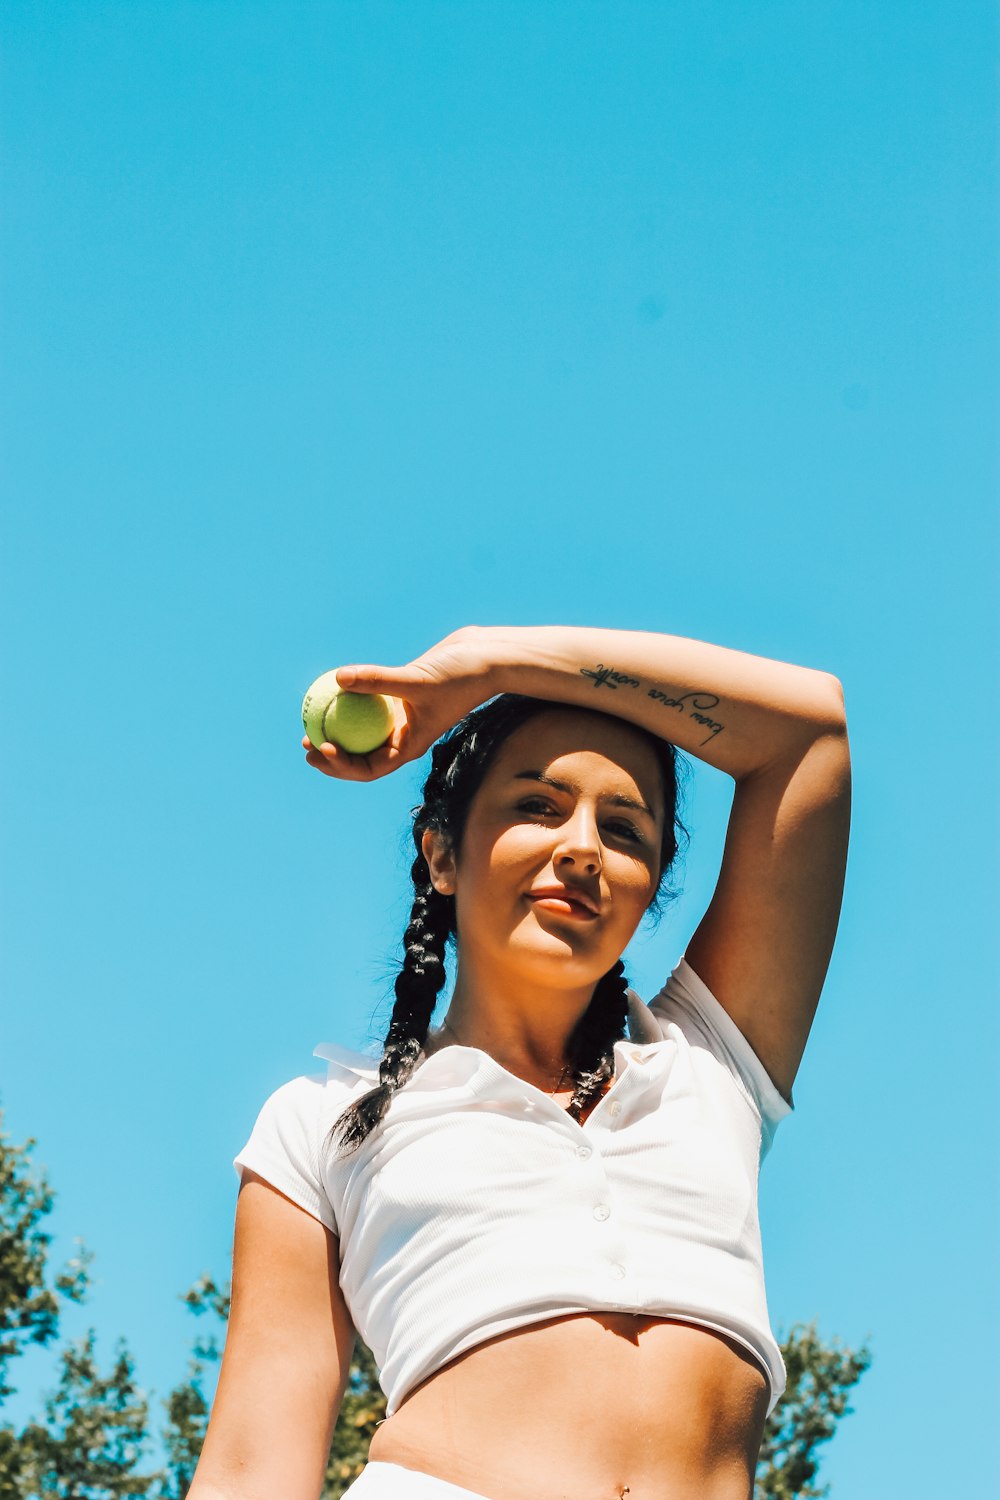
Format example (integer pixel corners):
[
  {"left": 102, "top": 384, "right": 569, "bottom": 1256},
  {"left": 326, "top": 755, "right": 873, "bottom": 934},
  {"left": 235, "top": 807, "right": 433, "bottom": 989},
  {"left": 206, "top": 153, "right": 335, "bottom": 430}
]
[{"left": 233, "top": 955, "right": 794, "bottom": 1418}]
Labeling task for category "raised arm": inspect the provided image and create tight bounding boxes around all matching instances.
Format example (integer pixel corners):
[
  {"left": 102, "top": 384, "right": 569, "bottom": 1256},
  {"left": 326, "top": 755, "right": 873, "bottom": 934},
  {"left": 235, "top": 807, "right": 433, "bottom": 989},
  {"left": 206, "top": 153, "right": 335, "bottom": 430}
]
[
  {"left": 304, "top": 624, "right": 843, "bottom": 780},
  {"left": 306, "top": 624, "right": 851, "bottom": 1099},
  {"left": 480, "top": 627, "right": 851, "bottom": 1100},
  {"left": 473, "top": 624, "right": 846, "bottom": 780}
]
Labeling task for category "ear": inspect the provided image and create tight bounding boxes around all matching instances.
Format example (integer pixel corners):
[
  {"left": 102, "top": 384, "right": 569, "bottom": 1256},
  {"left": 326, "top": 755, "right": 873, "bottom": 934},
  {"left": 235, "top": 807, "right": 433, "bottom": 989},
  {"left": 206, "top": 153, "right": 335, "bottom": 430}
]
[{"left": 421, "top": 826, "right": 457, "bottom": 896}]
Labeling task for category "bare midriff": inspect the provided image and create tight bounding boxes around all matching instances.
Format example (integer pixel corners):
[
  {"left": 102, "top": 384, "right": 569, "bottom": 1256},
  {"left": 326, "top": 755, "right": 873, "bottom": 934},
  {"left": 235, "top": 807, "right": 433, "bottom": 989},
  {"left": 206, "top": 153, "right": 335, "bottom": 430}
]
[
  {"left": 366, "top": 1078, "right": 771, "bottom": 1500},
  {"left": 366, "top": 1312, "right": 771, "bottom": 1500}
]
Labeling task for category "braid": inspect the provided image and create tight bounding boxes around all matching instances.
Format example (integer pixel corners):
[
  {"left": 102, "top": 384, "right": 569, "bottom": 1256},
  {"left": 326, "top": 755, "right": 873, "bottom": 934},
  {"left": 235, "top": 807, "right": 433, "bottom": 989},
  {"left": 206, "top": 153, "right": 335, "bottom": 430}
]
[
  {"left": 330, "top": 854, "right": 451, "bottom": 1158},
  {"left": 563, "top": 959, "right": 631, "bottom": 1122}
]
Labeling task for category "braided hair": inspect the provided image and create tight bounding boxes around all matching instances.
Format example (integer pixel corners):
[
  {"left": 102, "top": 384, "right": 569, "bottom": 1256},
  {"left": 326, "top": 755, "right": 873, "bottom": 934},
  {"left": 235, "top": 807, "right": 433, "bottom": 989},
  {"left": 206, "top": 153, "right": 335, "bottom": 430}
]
[{"left": 329, "top": 693, "right": 689, "bottom": 1158}]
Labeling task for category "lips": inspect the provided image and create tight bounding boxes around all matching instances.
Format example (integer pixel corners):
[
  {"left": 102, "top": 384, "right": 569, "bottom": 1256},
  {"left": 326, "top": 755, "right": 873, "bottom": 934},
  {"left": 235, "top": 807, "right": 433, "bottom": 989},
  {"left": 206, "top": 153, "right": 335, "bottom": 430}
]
[{"left": 527, "top": 886, "right": 600, "bottom": 918}]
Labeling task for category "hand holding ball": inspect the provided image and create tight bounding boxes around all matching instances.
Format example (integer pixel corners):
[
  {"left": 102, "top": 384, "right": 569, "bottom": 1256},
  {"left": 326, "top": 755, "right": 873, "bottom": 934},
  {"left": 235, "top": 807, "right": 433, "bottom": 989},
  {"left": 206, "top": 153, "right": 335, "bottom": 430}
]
[{"left": 302, "top": 671, "right": 395, "bottom": 754}]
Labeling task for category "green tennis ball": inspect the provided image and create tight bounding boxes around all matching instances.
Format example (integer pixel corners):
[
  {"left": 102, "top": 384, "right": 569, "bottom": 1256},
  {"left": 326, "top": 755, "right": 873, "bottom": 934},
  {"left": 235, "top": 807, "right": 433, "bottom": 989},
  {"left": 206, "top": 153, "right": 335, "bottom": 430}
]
[{"left": 302, "top": 671, "right": 394, "bottom": 754}]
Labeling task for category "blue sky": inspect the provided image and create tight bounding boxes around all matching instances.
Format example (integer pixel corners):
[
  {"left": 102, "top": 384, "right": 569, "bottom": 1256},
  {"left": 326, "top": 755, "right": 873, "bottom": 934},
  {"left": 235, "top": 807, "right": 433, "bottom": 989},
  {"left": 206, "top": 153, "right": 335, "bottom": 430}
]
[{"left": 1, "top": 2, "right": 997, "bottom": 1493}]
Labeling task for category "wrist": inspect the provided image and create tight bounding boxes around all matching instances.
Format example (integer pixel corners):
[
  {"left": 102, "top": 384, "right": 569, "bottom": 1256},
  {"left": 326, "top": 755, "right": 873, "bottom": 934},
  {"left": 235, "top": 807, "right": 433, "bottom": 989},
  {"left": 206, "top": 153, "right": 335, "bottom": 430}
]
[{"left": 458, "top": 625, "right": 544, "bottom": 698}]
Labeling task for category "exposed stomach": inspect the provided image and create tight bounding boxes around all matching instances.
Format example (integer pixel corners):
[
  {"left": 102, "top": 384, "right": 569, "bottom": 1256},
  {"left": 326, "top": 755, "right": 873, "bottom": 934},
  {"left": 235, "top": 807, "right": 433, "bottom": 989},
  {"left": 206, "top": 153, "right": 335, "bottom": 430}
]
[{"left": 366, "top": 1311, "right": 772, "bottom": 1500}]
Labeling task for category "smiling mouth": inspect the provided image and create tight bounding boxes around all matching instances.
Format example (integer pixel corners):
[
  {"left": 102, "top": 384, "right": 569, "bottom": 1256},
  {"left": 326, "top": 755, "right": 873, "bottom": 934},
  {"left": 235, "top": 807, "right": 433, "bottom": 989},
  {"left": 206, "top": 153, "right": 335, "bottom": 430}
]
[{"left": 526, "top": 895, "right": 599, "bottom": 921}]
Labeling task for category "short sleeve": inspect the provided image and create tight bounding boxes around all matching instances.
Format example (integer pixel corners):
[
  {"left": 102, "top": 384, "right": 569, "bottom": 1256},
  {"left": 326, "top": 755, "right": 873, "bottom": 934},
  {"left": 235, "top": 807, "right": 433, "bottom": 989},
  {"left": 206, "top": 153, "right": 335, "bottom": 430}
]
[
  {"left": 647, "top": 956, "right": 794, "bottom": 1150},
  {"left": 233, "top": 1073, "right": 339, "bottom": 1235}
]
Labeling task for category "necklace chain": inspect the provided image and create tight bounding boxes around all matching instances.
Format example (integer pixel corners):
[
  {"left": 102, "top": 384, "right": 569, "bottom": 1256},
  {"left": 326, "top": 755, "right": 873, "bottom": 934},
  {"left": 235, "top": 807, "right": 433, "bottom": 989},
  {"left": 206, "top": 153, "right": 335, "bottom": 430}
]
[{"left": 441, "top": 1017, "right": 571, "bottom": 1094}]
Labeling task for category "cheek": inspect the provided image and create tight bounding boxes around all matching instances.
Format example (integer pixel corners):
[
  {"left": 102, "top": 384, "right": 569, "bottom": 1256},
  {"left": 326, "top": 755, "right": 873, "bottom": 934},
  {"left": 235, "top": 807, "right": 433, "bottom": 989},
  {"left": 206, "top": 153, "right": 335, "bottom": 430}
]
[
  {"left": 485, "top": 823, "right": 552, "bottom": 869},
  {"left": 612, "top": 857, "right": 659, "bottom": 914},
  {"left": 458, "top": 826, "right": 545, "bottom": 900}
]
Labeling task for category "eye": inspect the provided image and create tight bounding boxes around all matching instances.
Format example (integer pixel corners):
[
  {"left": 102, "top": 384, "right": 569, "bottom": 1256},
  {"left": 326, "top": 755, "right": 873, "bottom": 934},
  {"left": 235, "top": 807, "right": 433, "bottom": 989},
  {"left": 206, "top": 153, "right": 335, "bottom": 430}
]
[
  {"left": 606, "top": 820, "right": 643, "bottom": 844},
  {"left": 517, "top": 797, "right": 555, "bottom": 816},
  {"left": 517, "top": 799, "right": 643, "bottom": 845}
]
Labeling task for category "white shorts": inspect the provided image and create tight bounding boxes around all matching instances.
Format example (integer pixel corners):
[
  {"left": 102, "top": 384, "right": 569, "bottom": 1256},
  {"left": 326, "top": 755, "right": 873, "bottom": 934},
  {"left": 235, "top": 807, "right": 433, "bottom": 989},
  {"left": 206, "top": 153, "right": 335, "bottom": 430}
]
[{"left": 343, "top": 1461, "right": 492, "bottom": 1498}]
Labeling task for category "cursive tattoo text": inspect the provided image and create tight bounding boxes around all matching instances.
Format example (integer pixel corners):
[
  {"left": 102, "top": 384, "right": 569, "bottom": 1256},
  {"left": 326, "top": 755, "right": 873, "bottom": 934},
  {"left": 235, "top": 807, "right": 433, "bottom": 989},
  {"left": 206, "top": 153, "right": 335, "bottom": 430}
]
[
  {"left": 647, "top": 688, "right": 724, "bottom": 741},
  {"left": 578, "top": 665, "right": 726, "bottom": 745},
  {"left": 581, "top": 663, "right": 641, "bottom": 690}
]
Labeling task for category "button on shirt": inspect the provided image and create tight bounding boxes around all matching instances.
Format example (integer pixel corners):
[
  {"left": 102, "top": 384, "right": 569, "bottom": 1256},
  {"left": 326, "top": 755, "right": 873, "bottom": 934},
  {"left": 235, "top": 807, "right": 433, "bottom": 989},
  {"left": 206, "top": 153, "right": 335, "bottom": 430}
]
[{"left": 234, "top": 956, "right": 794, "bottom": 1420}]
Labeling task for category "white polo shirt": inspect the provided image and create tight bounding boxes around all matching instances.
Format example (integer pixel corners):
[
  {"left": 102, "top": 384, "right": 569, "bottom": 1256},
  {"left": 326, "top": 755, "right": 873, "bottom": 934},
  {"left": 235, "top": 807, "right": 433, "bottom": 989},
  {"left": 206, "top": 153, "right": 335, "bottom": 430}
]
[{"left": 234, "top": 955, "right": 793, "bottom": 1417}]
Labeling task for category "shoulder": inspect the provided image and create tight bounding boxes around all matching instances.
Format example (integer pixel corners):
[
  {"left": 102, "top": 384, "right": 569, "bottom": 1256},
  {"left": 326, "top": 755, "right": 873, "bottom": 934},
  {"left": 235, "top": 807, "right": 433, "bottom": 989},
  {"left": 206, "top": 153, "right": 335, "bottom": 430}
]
[
  {"left": 642, "top": 957, "right": 794, "bottom": 1143},
  {"left": 232, "top": 1044, "right": 382, "bottom": 1235},
  {"left": 235, "top": 1069, "right": 336, "bottom": 1164},
  {"left": 249, "top": 1043, "right": 382, "bottom": 1135}
]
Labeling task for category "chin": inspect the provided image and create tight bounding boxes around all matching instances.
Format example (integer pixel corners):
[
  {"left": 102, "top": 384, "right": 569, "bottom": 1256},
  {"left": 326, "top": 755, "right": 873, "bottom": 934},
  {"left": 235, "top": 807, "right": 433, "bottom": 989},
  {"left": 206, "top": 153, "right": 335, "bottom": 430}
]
[{"left": 502, "top": 928, "right": 612, "bottom": 984}]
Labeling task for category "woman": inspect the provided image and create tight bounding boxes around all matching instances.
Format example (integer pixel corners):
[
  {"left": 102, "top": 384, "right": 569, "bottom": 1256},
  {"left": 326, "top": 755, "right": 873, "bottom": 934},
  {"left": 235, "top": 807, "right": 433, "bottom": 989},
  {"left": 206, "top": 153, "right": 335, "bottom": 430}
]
[{"left": 191, "top": 624, "right": 851, "bottom": 1500}]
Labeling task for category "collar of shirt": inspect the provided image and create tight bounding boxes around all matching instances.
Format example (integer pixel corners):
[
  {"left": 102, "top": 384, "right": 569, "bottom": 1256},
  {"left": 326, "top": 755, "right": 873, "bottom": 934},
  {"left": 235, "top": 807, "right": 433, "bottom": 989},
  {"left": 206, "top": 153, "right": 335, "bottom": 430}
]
[{"left": 313, "top": 987, "right": 665, "bottom": 1092}]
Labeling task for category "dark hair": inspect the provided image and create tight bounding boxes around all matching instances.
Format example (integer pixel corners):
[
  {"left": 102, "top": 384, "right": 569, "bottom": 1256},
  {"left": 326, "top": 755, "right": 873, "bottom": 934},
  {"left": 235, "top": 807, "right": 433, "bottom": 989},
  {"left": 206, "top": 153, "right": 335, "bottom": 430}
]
[{"left": 329, "top": 693, "right": 690, "bottom": 1157}]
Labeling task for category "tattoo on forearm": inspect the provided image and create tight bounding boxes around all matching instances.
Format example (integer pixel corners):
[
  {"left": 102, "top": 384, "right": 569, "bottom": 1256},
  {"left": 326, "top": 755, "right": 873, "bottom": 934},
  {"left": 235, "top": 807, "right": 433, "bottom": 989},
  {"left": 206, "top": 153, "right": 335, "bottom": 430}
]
[
  {"left": 580, "top": 664, "right": 641, "bottom": 690},
  {"left": 649, "top": 688, "right": 725, "bottom": 742},
  {"left": 580, "top": 664, "right": 726, "bottom": 744}
]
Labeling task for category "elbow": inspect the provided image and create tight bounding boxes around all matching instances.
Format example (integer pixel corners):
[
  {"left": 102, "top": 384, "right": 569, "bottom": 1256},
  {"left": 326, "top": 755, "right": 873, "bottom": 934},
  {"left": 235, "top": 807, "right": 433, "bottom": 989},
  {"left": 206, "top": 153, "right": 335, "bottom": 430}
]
[{"left": 818, "top": 673, "right": 848, "bottom": 732}]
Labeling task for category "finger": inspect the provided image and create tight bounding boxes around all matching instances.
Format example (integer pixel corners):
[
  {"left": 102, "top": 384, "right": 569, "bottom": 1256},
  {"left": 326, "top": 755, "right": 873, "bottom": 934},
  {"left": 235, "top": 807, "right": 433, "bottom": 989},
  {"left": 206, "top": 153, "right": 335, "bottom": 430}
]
[
  {"left": 317, "top": 725, "right": 420, "bottom": 782},
  {"left": 303, "top": 736, "right": 335, "bottom": 757},
  {"left": 303, "top": 734, "right": 340, "bottom": 755},
  {"left": 358, "top": 720, "right": 429, "bottom": 780},
  {"left": 335, "top": 664, "right": 417, "bottom": 695},
  {"left": 302, "top": 713, "right": 418, "bottom": 780},
  {"left": 304, "top": 738, "right": 387, "bottom": 782},
  {"left": 348, "top": 741, "right": 413, "bottom": 782},
  {"left": 304, "top": 745, "right": 365, "bottom": 780},
  {"left": 304, "top": 746, "right": 335, "bottom": 773}
]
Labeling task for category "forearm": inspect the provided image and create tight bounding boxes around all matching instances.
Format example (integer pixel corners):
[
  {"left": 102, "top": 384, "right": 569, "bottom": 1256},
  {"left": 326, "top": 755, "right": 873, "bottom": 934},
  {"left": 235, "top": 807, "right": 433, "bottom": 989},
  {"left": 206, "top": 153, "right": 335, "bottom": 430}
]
[{"left": 475, "top": 625, "right": 846, "bottom": 781}]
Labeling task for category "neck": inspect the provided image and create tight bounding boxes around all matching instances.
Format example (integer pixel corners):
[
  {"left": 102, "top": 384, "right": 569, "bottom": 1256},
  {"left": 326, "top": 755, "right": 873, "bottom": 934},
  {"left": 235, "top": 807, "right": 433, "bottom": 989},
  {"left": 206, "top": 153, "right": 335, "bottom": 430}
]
[{"left": 435, "top": 953, "right": 595, "bottom": 1089}]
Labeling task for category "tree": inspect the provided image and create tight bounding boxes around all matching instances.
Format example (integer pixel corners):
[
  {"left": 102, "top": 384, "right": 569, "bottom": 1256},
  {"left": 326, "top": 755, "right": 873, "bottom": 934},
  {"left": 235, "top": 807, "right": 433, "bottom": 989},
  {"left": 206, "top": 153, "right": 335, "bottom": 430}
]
[
  {"left": 0, "top": 1115, "right": 90, "bottom": 1403},
  {"left": 755, "top": 1322, "right": 872, "bottom": 1499},
  {"left": 0, "top": 1107, "right": 158, "bottom": 1499},
  {"left": 154, "top": 1276, "right": 228, "bottom": 1500},
  {"left": 13, "top": 1332, "right": 157, "bottom": 1499}
]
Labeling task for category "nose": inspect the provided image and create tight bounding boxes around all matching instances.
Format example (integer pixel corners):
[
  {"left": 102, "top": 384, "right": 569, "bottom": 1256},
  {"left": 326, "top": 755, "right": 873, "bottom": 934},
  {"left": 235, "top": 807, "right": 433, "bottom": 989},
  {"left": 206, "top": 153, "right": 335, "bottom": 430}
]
[{"left": 553, "top": 804, "right": 603, "bottom": 875}]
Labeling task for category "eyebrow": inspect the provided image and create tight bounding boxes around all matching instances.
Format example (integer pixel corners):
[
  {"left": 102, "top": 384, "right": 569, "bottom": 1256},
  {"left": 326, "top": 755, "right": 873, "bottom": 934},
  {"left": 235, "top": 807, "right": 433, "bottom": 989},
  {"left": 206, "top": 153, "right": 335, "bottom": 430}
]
[{"left": 512, "top": 770, "right": 657, "bottom": 821}]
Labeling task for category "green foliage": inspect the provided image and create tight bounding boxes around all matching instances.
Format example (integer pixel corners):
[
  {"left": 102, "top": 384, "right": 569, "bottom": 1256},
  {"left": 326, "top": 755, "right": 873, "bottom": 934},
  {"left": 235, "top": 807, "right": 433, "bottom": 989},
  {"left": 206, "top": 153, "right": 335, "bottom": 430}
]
[
  {"left": 154, "top": 1275, "right": 227, "bottom": 1500},
  {"left": 321, "top": 1339, "right": 386, "bottom": 1500},
  {"left": 755, "top": 1321, "right": 872, "bottom": 1499},
  {"left": 13, "top": 1332, "right": 158, "bottom": 1499},
  {"left": 0, "top": 1427, "right": 33, "bottom": 1500},
  {"left": 154, "top": 1357, "right": 210, "bottom": 1500},
  {"left": 0, "top": 1116, "right": 90, "bottom": 1404},
  {"left": 0, "top": 1108, "right": 156, "bottom": 1499}
]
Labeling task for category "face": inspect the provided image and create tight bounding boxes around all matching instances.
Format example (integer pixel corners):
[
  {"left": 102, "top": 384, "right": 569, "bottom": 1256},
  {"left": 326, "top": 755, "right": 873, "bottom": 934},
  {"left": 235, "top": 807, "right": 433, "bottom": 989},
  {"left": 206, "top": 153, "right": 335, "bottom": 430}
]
[{"left": 423, "top": 708, "right": 666, "bottom": 992}]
